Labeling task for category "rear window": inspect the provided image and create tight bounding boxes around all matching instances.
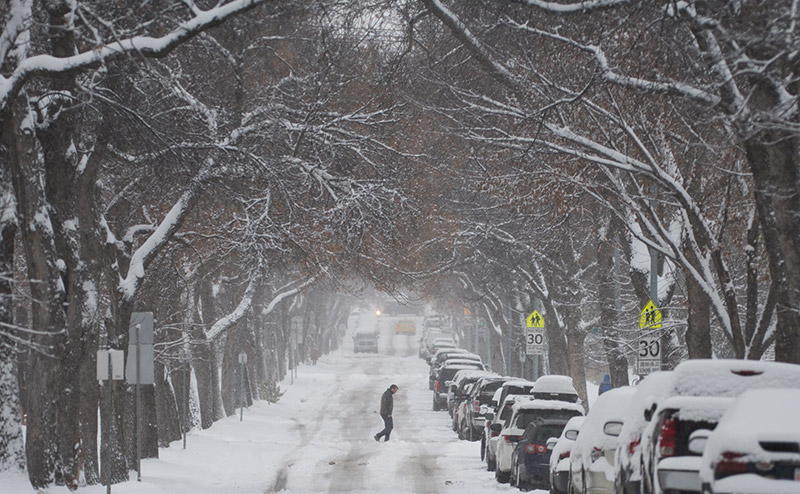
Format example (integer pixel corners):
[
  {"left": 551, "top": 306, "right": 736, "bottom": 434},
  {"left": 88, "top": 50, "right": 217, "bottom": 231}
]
[
  {"left": 535, "top": 424, "right": 567, "bottom": 442},
  {"left": 515, "top": 409, "right": 582, "bottom": 429}
]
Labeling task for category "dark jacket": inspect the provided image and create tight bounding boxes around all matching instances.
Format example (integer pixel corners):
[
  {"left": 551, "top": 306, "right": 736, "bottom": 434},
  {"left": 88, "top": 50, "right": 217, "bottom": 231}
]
[{"left": 380, "top": 388, "right": 394, "bottom": 416}]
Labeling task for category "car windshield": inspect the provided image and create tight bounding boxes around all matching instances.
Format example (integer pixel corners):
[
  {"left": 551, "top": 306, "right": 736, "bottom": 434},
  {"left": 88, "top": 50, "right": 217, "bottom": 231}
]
[{"left": 534, "top": 424, "right": 566, "bottom": 443}]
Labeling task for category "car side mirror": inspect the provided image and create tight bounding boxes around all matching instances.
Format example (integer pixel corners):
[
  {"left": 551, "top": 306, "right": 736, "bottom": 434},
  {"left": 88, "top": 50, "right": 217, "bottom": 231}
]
[
  {"left": 688, "top": 429, "right": 711, "bottom": 455},
  {"left": 490, "top": 422, "right": 503, "bottom": 432},
  {"left": 479, "top": 405, "right": 488, "bottom": 415},
  {"left": 565, "top": 430, "right": 578, "bottom": 441},
  {"left": 603, "top": 420, "right": 623, "bottom": 437},
  {"left": 546, "top": 437, "right": 559, "bottom": 450}
]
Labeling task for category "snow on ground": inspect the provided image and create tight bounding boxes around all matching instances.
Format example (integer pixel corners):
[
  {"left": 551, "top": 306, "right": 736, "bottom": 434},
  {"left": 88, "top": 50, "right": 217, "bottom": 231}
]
[{"left": 3, "top": 311, "right": 549, "bottom": 494}]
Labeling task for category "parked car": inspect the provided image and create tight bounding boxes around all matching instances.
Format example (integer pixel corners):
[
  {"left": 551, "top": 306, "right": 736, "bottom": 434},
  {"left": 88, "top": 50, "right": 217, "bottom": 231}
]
[
  {"left": 550, "top": 416, "right": 585, "bottom": 494},
  {"left": 511, "top": 417, "right": 570, "bottom": 490},
  {"left": 419, "top": 330, "right": 452, "bottom": 359},
  {"left": 494, "top": 379, "right": 536, "bottom": 413},
  {"left": 448, "top": 369, "right": 491, "bottom": 417},
  {"left": 569, "top": 386, "right": 636, "bottom": 494},
  {"left": 432, "top": 362, "right": 486, "bottom": 411},
  {"left": 614, "top": 371, "right": 675, "bottom": 494},
  {"left": 485, "top": 394, "right": 537, "bottom": 471},
  {"left": 462, "top": 376, "right": 510, "bottom": 441},
  {"left": 647, "top": 396, "right": 733, "bottom": 494},
  {"left": 639, "top": 359, "right": 800, "bottom": 494},
  {"left": 532, "top": 374, "right": 580, "bottom": 403},
  {"left": 428, "top": 348, "right": 471, "bottom": 388},
  {"left": 353, "top": 331, "right": 379, "bottom": 353},
  {"left": 495, "top": 399, "right": 584, "bottom": 483},
  {"left": 698, "top": 388, "right": 800, "bottom": 494}
]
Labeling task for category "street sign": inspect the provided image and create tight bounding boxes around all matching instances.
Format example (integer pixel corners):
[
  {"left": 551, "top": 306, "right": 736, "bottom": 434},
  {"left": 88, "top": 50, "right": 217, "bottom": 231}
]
[
  {"left": 526, "top": 310, "right": 545, "bottom": 328},
  {"left": 463, "top": 307, "right": 472, "bottom": 315},
  {"left": 97, "top": 349, "right": 125, "bottom": 381},
  {"left": 639, "top": 300, "right": 662, "bottom": 329},
  {"left": 526, "top": 328, "right": 545, "bottom": 355},
  {"left": 637, "top": 333, "right": 661, "bottom": 374},
  {"left": 126, "top": 312, "right": 155, "bottom": 385}
]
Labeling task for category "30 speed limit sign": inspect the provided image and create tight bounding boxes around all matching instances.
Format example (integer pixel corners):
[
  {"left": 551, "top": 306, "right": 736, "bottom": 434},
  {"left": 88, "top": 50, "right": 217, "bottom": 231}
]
[
  {"left": 526, "top": 328, "right": 545, "bottom": 355},
  {"left": 637, "top": 334, "right": 661, "bottom": 374}
]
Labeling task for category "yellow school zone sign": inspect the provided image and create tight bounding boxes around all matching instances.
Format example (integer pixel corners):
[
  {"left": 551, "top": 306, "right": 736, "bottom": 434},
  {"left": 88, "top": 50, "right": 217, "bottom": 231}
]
[
  {"left": 526, "top": 310, "right": 545, "bottom": 328},
  {"left": 639, "top": 300, "right": 662, "bottom": 329}
]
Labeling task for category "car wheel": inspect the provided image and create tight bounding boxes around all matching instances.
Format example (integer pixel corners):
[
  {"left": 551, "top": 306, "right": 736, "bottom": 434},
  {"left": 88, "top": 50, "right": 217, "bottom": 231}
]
[
  {"left": 487, "top": 456, "right": 496, "bottom": 472},
  {"left": 495, "top": 467, "right": 510, "bottom": 484}
]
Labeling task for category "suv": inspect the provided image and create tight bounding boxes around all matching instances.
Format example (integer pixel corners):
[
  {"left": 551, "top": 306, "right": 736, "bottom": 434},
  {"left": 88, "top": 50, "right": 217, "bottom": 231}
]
[
  {"left": 461, "top": 376, "right": 510, "bottom": 441},
  {"left": 511, "top": 418, "right": 570, "bottom": 490},
  {"left": 639, "top": 359, "right": 800, "bottom": 494},
  {"left": 353, "top": 331, "right": 378, "bottom": 353},
  {"left": 495, "top": 399, "right": 584, "bottom": 483},
  {"left": 432, "top": 362, "right": 486, "bottom": 411}
]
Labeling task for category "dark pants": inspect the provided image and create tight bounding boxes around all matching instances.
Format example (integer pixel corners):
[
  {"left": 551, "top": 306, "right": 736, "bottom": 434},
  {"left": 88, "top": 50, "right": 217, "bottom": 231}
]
[{"left": 376, "top": 414, "right": 393, "bottom": 441}]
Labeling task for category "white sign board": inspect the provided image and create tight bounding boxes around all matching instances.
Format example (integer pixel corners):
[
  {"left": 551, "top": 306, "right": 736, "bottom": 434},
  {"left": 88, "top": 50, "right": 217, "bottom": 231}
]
[
  {"left": 97, "top": 349, "right": 125, "bottom": 381},
  {"left": 526, "top": 328, "right": 545, "bottom": 355},
  {"left": 637, "top": 334, "right": 661, "bottom": 375}
]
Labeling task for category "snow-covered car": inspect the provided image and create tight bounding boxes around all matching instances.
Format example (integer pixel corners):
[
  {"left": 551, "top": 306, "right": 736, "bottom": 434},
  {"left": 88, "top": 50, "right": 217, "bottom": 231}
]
[
  {"left": 698, "top": 388, "right": 800, "bottom": 494},
  {"left": 432, "top": 363, "right": 486, "bottom": 411},
  {"left": 639, "top": 359, "right": 800, "bottom": 494},
  {"left": 495, "top": 399, "right": 584, "bottom": 483},
  {"left": 550, "top": 416, "right": 585, "bottom": 494},
  {"left": 428, "top": 348, "right": 470, "bottom": 388},
  {"left": 532, "top": 374, "right": 580, "bottom": 403},
  {"left": 463, "top": 376, "right": 509, "bottom": 441},
  {"left": 569, "top": 386, "right": 636, "bottom": 494},
  {"left": 510, "top": 417, "right": 570, "bottom": 490},
  {"left": 493, "top": 379, "right": 536, "bottom": 413},
  {"left": 447, "top": 370, "right": 487, "bottom": 416},
  {"left": 613, "top": 370, "right": 675, "bottom": 494},
  {"left": 647, "top": 396, "right": 733, "bottom": 494},
  {"left": 485, "top": 394, "right": 537, "bottom": 471}
]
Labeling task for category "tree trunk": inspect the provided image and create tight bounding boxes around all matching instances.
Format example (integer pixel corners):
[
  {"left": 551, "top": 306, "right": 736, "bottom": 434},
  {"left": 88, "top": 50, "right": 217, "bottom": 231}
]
[
  {"left": 598, "top": 228, "right": 629, "bottom": 387},
  {"left": 685, "top": 266, "right": 712, "bottom": 359},
  {"left": 745, "top": 132, "right": 800, "bottom": 364}
]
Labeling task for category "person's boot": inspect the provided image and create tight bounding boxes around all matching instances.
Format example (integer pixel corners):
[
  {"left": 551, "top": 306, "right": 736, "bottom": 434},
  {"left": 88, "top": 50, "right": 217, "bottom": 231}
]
[{"left": 374, "top": 434, "right": 380, "bottom": 442}]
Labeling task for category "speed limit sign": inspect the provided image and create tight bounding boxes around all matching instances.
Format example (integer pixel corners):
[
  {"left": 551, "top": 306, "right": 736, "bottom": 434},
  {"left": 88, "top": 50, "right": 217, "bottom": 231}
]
[
  {"left": 526, "top": 328, "right": 545, "bottom": 355},
  {"left": 638, "top": 334, "right": 661, "bottom": 374}
]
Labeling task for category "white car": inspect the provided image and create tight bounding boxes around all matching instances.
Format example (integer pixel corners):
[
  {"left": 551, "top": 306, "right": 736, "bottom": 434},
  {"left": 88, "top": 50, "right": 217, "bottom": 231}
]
[
  {"left": 495, "top": 399, "right": 584, "bottom": 483},
  {"left": 569, "top": 386, "right": 636, "bottom": 494},
  {"left": 699, "top": 388, "right": 800, "bottom": 494},
  {"left": 550, "top": 415, "right": 585, "bottom": 494},
  {"left": 614, "top": 371, "right": 675, "bottom": 494}
]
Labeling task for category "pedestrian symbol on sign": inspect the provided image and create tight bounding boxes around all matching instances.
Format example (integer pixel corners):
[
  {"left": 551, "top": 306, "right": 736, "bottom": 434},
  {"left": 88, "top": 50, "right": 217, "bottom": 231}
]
[
  {"left": 526, "top": 310, "right": 545, "bottom": 328},
  {"left": 638, "top": 300, "right": 662, "bottom": 329}
]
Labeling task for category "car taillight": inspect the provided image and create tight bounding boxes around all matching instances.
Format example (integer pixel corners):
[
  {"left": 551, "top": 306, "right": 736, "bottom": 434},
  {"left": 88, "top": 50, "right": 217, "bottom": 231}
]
[
  {"left": 525, "top": 444, "right": 547, "bottom": 454},
  {"left": 591, "top": 447, "right": 603, "bottom": 462},
  {"left": 658, "top": 418, "right": 677, "bottom": 457},
  {"left": 714, "top": 452, "right": 747, "bottom": 479},
  {"left": 435, "top": 381, "right": 440, "bottom": 392},
  {"left": 474, "top": 400, "right": 480, "bottom": 413},
  {"left": 503, "top": 435, "right": 521, "bottom": 443},
  {"left": 628, "top": 436, "right": 641, "bottom": 456},
  {"left": 559, "top": 450, "right": 570, "bottom": 460}
]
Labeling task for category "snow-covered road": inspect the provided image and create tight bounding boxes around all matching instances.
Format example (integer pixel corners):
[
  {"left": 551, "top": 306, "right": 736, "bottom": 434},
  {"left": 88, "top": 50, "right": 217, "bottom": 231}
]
[{"left": 4, "top": 310, "right": 543, "bottom": 494}]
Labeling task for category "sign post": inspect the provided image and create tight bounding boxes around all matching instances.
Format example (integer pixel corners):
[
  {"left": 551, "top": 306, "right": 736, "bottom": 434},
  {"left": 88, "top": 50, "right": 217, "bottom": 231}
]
[
  {"left": 97, "top": 347, "right": 124, "bottom": 494},
  {"left": 126, "top": 312, "right": 154, "bottom": 482},
  {"left": 638, "top": 300, "right": 662, "bottom": 375},
  {"left": 526, "top": 310, "right": 545, "bottom": 381}
]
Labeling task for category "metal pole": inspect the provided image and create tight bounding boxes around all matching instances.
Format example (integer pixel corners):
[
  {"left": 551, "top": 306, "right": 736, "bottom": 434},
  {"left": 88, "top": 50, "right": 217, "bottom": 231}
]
[
  {"left": 106, "top": 350, "right": 112, "bottom": 494},
  {"left": 135, "top": 325, "right": 141, "bottom": 482},
  {"left": 239, "top": 359, "right": 244, "bottom": 422},
  {"left": 182, "top": 355, "right": 187, "bottom": 450}
]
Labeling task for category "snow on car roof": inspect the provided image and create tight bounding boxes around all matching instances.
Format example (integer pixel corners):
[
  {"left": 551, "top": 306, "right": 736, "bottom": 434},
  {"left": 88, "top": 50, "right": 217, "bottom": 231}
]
[
  {"left": 501, "top": 379, "right": 536, "bottom": 388},
  {"left": 700, "top": 388, "right": 800, "bottom": 484},
  {"left": 513, "top": 398, "right": 585, "bottom": 414},
  {"left": 671, "top": 359, "right": 800, "bottom": 397},
  {"left": 656, "top": 395, "right": 734, "bottom": 422},
  {"left": 532, "top": 375, "right": 577, "bottom": 394}
]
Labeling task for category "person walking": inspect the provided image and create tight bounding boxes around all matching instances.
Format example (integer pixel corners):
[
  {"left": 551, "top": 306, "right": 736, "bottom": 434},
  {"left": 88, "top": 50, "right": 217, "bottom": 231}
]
[{"left": 374, "top": 384, "right": 398, "bottom": 442}]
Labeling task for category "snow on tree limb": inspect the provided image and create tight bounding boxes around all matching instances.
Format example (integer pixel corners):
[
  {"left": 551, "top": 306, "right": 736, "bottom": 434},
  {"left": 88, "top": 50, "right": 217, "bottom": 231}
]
[{"left": 0, "top": 0, "right": 266, "bottom": 115}]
